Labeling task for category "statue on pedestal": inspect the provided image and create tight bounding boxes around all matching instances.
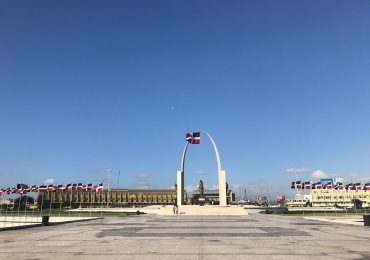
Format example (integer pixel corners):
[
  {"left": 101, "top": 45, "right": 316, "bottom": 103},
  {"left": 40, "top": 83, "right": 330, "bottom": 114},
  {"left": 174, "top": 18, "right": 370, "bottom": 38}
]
[{"left": 198, "top": 180, "right": 204, "bottom": 197}]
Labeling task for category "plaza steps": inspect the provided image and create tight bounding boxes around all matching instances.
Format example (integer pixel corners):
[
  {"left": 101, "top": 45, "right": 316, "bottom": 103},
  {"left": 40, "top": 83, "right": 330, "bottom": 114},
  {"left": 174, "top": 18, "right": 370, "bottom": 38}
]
[{"left": 157, "top": 205, "right": 248, "bottom": 216}]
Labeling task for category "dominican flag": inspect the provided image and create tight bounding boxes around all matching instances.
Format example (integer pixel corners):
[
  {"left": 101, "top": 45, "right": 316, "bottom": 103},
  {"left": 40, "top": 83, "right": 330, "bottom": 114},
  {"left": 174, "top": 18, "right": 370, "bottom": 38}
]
[
  {"left": 66, "top": 184, "right": 73, "bottom": 191},
  {"left": 192, "top": 132, "right": 200, "bottom": 144},
  {"left": 333, "top": 182, "right": 343, "bottom": 190},
  {"left": 291, "top": 182, "right": 296, "bottom": 189},
  {"left": 295, "top": 181, "right": 302, "bottom": 189},
  {"left": 77, "top": 183, "right": 83, "bottom": 191},
  {"left": 364, "top": 183, "right": 370, "bottom": 191},
  {"left": 58, "top": 184, "right": 65, "bottom": 192},
  {"left": 304, "top": 181, "right": 311, "bottom": 189},
  {"left": 47, "top": 184, "right": 55, "bottom": 192},
  {"left": 39, "top": 185, "right": 47, "bottom": 192},
  {"left": 324, "top": 182, "right": 333, "bottom": 189},
  {"left": 355, "top": 183, "right": 362, "bottom": 191},
  {"left": 31, "top": 185, "right": 38, "bottom": 192},
  {"left": 346, "top": 183, "right": 354, "bottom": 190},
  {"left": 316, "top": 182, "right": 322, "bottom": 189},
  {"left": 186, "top": 132, "right": 201, "bottom": 144},
  {"left": 86, "top": 183, "right": 93, "bottom": 191},
  {"left": 95, "top": 183, "right": 103, "bottom": 192}
]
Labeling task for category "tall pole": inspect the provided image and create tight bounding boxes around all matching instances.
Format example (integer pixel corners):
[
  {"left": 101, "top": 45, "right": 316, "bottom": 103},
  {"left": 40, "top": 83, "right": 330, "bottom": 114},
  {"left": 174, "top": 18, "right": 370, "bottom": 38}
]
[
  {"left": 106, "top": 169, "right": 112, "bottom": 208},
  {"left": 90, "top": 182, "right": 93, "bottom": 217},
  {"left": 118, "top": 170, "right": 120, "bottom": 189}
]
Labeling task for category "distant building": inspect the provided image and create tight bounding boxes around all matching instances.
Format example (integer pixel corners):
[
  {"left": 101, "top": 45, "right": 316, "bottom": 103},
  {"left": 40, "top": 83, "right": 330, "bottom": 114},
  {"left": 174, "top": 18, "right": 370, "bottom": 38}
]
[{"left": 287, "top": 189, "right": 370, "bottom": 208}]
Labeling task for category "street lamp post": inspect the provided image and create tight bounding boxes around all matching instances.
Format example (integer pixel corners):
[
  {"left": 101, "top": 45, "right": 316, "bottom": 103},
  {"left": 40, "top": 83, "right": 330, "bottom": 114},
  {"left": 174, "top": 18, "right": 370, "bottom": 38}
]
[
  {"left": 106, "top": 169, "right": 112, "bottom": 208},
  {"left": 286, "top": 167, "right": 309, "bottom": 198}
]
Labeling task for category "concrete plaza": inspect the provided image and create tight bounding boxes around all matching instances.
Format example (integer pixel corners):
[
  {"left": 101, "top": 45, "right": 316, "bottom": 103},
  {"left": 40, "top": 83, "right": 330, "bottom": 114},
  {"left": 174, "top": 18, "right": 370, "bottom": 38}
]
[{"left": 0, "top": 214, "right": 369, "bottom": 259}]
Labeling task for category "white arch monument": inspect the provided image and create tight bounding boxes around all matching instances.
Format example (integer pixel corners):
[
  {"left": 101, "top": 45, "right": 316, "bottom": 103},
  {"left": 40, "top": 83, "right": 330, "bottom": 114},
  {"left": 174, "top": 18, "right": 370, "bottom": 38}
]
[{"left": 177, "top": 130, "right": 227, "bottom": 206}]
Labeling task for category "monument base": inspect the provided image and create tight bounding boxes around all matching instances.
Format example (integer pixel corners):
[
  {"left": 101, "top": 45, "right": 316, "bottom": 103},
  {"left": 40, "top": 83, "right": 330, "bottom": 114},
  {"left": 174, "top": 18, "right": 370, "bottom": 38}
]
[{"left": 157, "top": 205, "right": 247, "bottom": 216}]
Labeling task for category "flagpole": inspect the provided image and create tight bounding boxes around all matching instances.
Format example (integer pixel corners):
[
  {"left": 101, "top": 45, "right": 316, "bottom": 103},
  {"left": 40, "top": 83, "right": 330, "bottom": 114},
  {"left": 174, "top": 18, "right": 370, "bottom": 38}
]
[
  {"left": 17, "top": 193, "right": 22, "bottom": 226},
  {"left": 59, "top": 190, "right": 63, "bottom": 217},
  {"left": 90, "top": 183, "right": 93, "bottom": 217},
  {"left": 69, "top": 188, "right": 72, "bottom": 217},
  {"left": 0, "top": 197, "right": 2, "bottom": 218},
  {"left": 3, "top": 194, "right": 8, "bottom": 228},
  {"left": 10, "top": 192, "right": 14, "bottom": 227},
  {"left": 106, "top": 169, "right": 112, "bottom": 209},
  {"left": 48, "top": 190, "right": 52, "bottom": 217},
  {"left": 40, "top": 191, "right": 44, "bottom": 218},
  {"left": 79, "top": 186, "right": 82, "bottom": 218},
  {"left": 24, "top": 193, "right": 28, "bottom": 226},
  {"left": 100, "top": 190, "right": 103, "bottom": 218},
  {"left": 31, "top": 191, "right": 35, "bottom": 225}
]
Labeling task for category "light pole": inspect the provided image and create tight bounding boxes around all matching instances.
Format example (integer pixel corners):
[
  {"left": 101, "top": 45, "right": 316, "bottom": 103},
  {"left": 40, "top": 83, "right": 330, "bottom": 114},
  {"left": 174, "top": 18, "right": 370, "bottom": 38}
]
[
  {"left": 286, "top": 167, "right": 309, "bottom": 198},
  {"left": 106, "top": 169, "right": 112, "bottom": 208}
]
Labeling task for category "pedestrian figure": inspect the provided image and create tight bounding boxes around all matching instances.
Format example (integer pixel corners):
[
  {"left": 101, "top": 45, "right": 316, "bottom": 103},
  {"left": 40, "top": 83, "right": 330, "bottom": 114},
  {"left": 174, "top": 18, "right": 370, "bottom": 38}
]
[
  {"left": 175, "top": 205, "right": 179, "bottom": 215},
  {"left": 173, "top": 204, "right": 176, "bottom": 215}
]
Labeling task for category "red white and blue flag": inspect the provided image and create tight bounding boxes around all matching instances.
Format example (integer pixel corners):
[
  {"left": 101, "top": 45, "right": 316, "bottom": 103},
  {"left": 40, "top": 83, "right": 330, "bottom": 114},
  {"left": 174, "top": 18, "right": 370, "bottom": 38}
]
[
  {"left": 95, "top": 183, "right": 104, "bottom": 192},
  {"left": 304, "top": 181, "right": 311, "bottom": 189},
  {"left": 186, "top": 132, "right": 200, "bottom": 144}
]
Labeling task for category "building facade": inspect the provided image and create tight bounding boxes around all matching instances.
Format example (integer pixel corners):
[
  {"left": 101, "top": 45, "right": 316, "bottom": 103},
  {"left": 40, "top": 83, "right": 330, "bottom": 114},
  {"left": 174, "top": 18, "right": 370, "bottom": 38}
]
[
  {"left": 36, "top": 188, "right": 184, "bottom": 208},
  {"left": 286, "top": 189, "right": 370, "bottom": 208}
]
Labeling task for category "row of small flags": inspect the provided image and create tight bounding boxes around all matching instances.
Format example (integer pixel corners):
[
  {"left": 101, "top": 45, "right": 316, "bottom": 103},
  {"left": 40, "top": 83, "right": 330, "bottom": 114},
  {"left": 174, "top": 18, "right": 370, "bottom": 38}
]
[
  {"left": 291, "top": 181, "right": 370, "bottom": 191},
  {"left": 0, "top": 183, "right": 104, "bottom": 196}
]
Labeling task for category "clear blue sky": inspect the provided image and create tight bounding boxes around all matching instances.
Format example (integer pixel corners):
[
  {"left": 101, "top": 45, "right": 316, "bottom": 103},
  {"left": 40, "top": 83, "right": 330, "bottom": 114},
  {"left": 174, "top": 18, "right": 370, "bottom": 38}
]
[{"left": 1, "top": 1, "right": 370, "bottom": 198}]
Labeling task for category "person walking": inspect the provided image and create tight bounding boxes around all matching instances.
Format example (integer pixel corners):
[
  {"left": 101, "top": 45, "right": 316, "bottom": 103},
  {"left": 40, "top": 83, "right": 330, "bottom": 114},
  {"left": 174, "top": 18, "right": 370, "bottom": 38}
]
[
  {"left": 175, "top": 205, "right": 179, "bottom": 215},
  {"left": 173, "top": 204, "right": 176, "bottom": 215}
]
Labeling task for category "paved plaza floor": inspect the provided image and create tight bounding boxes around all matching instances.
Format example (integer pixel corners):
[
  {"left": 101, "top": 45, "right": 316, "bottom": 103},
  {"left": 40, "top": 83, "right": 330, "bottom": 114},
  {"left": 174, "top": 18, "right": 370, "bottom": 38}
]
[{"left": 0, "top": 214, "right": 369, "bottom": 259}]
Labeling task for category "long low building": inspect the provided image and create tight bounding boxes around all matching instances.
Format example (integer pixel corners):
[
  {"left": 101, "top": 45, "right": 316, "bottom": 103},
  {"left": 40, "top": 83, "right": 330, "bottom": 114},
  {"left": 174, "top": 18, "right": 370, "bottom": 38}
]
[
  {"left": 36, "top": 188, "right": 186, "bottom": 208},
  {"left": 286, "top": 189, "right": 370, "bottom": 208}
]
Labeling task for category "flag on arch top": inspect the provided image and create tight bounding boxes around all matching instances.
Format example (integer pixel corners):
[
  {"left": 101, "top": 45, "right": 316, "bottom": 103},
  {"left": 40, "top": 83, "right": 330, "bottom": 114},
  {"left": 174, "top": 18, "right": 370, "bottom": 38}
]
[
  {"left": 185, "top": 132, "right": 201, "bottom": 144},
  {"left": 191, "top": 132, "right": 200, "bottom": 144}
]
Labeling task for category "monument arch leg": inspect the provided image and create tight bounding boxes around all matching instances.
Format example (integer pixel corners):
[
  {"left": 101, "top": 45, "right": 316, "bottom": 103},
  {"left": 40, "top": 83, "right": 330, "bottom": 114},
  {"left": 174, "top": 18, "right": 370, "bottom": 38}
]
[
  {"left": 218, "top": 170, "right": 227, "bottom": 206},
  {"left": 176, "top": 171, "right": 184, "bottom": 205}
]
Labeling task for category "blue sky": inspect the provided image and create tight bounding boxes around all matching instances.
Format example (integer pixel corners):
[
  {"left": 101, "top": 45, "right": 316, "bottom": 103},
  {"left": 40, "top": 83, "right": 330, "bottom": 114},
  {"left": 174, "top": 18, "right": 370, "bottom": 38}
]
[{"left": 1, "top": 1, "right": 370, "bottom": 198}]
